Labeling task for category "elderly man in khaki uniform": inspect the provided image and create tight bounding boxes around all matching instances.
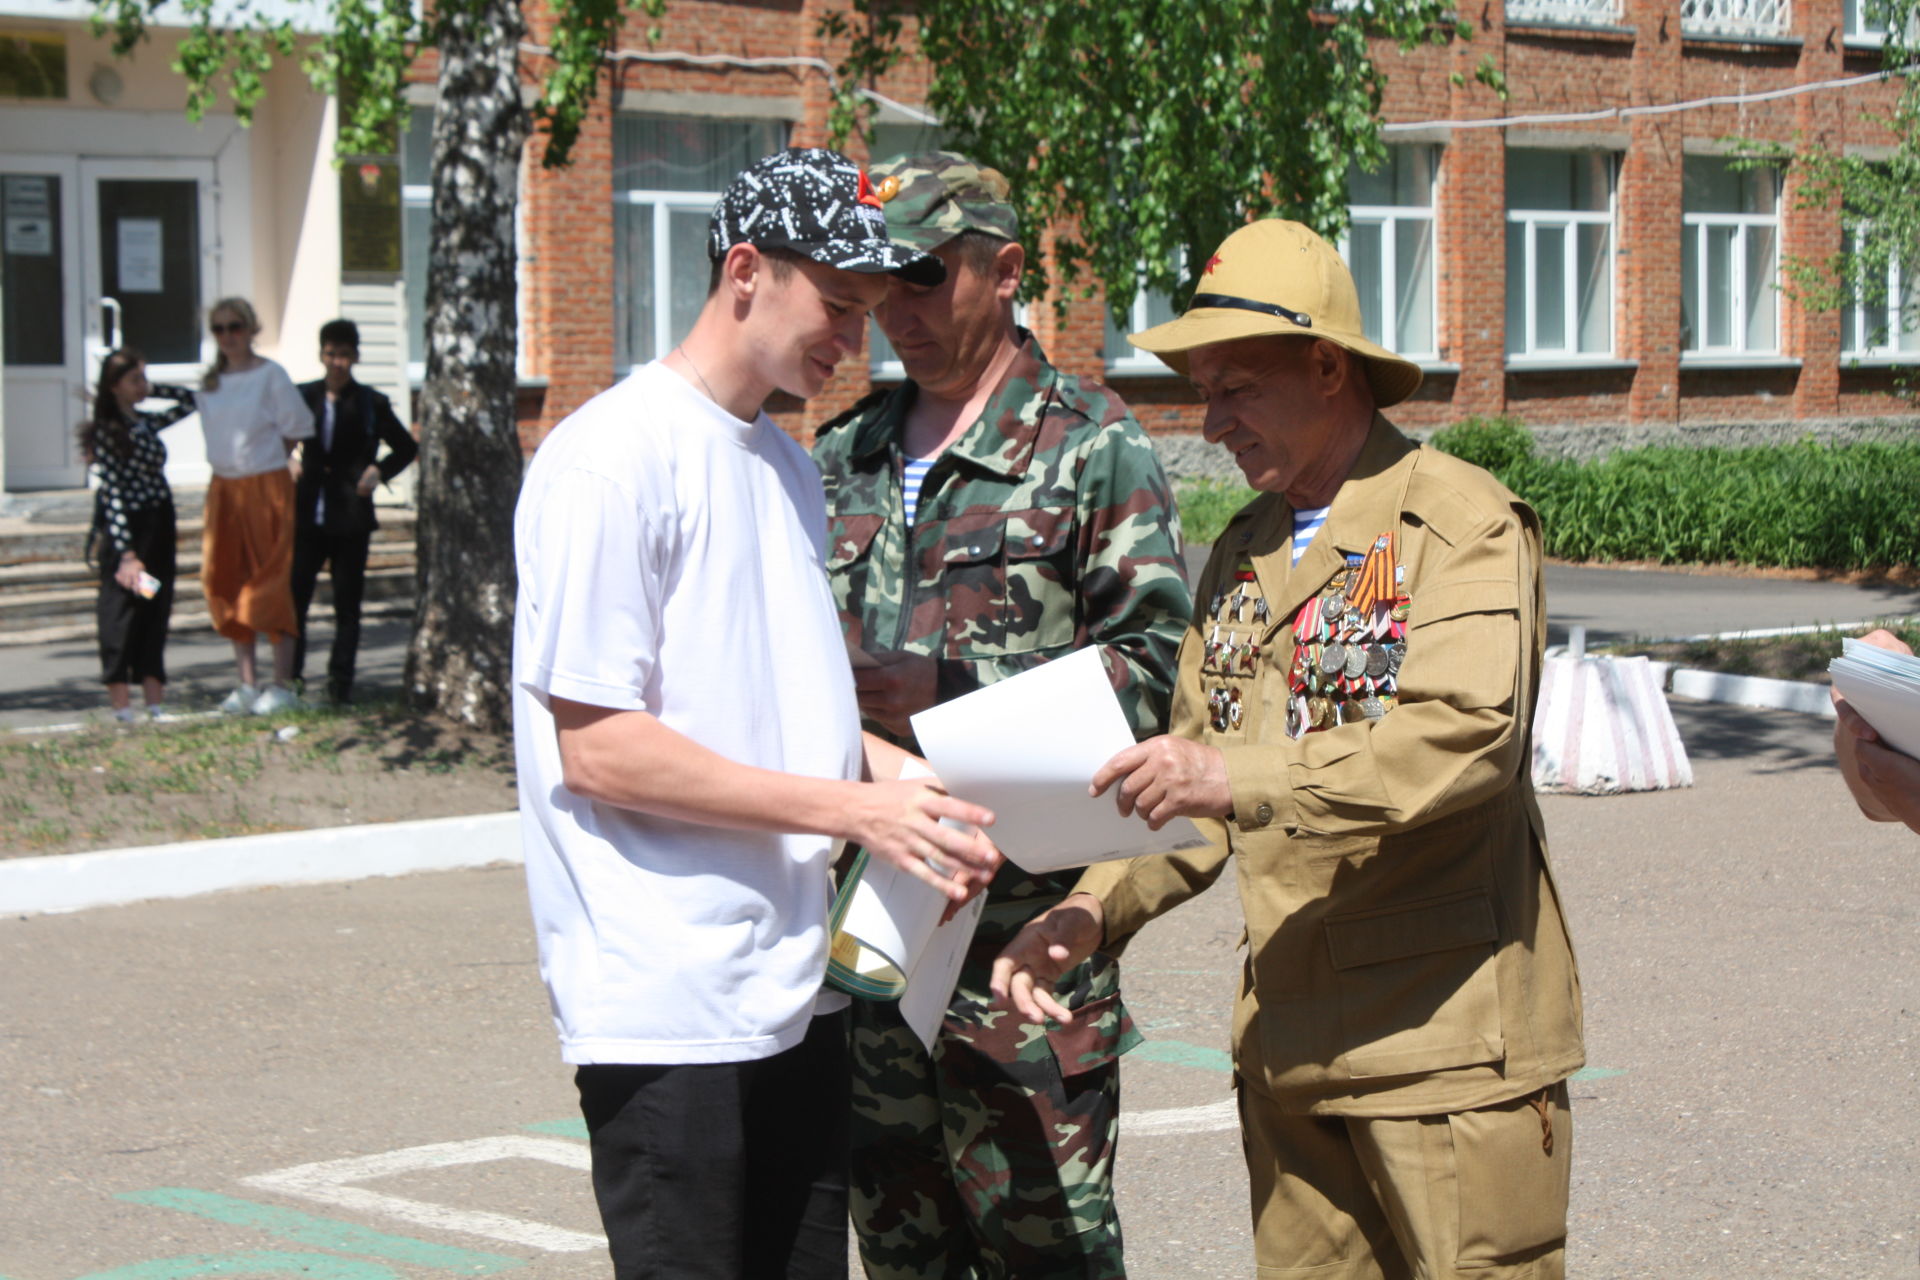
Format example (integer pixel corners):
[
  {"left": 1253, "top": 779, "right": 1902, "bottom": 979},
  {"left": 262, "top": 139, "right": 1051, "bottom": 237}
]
[{"left": 993, "top": 219, "right": 1585, "bottom": 1280}]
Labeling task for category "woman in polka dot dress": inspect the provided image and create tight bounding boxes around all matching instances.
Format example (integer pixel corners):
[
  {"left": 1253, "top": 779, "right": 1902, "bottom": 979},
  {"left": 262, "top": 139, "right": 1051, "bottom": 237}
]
[{"left": 81, "top": 347, "right": 197, "bottom": 723}]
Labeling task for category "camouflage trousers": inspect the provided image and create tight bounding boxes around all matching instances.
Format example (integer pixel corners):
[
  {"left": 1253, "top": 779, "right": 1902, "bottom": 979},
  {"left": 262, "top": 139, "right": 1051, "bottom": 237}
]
[{"left": 848, "top": 951, "right": 1137, "bottom": 1280}]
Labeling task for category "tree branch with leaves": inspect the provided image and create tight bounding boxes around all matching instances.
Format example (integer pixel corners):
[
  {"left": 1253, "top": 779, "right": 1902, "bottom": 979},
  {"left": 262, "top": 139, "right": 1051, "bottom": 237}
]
[{"left": 824, "top": 0, "right": 1501, "bottom": 315}]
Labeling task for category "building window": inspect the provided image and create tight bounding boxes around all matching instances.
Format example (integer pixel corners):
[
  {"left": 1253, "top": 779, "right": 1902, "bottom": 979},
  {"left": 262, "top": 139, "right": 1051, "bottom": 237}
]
[
  {"left": 400, "top": 106, "right": 431, "bottom": 381},
  {"left": 0, "top": 32, "right": 66, "bottom": 99},
  {"left": 1347, "top": 144, "right": 1438, "bottom": 362},
  {"left": 1844, "top": 0, "right": 1914, "bottom": 42},
  {"left": 1506, "top": 0, "right": 1621, "bottom": 25},
  {"left": 614, "top": 114, "right": 787, "bottom": 373},
  {"left": 1102, "top": 280, "right": 1181, "bottom": 375},
  {"left": 1841, "top": 227, "right": 1920, "bottom": 359},
  {"left": 1681, "top": 156, "right": 1779, "bottom": 357},
  {"left": 1505, "top": 150, "right": 1615, "bottom": 360},
  {"left": 1680, "top": 0, "right": 1790, "bottom": 38}
]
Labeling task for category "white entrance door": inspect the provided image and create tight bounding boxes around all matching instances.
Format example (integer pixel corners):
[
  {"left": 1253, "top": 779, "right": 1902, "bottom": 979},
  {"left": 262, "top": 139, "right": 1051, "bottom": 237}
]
[
  {"left": 0, "top": 156, "right": 84, "bottom": 490},
  {"left": 0, "top": 155, "right": 220, "bottom": 491},
  {"left": 80, "top": 157, "right": 219, "bottom": 487}
]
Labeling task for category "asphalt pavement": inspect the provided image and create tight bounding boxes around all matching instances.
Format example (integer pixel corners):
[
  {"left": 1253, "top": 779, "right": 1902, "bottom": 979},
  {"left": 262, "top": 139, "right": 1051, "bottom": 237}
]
[
  {"left": 6, "top": 557, "right": 1919, "bottom": 731},
  {"left": 2, "top": 697, "right": 1914, "bottom": 1279}
]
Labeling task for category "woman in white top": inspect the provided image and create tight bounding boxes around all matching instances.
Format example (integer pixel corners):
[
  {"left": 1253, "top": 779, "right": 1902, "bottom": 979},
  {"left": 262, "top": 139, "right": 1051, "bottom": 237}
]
[{"left": 197, "top": 297, "right": 315, "bottom": 714}]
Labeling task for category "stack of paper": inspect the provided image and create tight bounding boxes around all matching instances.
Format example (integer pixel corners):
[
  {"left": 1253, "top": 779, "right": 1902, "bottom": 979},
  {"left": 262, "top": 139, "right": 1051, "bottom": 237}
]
[
  {"left": 1829, "top": 637, "right": 1920, "bottom": 759},
  {"left": 909, "top": 646, "right": 1210, "bottom": 873}
]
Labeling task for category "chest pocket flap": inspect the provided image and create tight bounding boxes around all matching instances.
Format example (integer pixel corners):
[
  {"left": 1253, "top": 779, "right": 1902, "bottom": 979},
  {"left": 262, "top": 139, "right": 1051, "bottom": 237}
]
[
  {"left": 1410, "top": 577, "right": 1519, "bottom": 629},
  {"left": 828, "top": 512, "right": 884, "bottom": 570}
]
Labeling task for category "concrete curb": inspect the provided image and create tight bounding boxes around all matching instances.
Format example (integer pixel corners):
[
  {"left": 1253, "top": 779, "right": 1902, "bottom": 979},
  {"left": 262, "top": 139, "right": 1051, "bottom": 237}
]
[
  {"left": 1668, "top": 667, "right": 1836, "bottom": 718},
  {"left": 1, "top": 809, "right": 521, "bottom": 917}
]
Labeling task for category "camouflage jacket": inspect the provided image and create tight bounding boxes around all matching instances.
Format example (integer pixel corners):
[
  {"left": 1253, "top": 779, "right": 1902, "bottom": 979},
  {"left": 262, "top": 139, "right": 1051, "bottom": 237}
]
[{"left": 815, "top": 330, "right": 1192, "bottom": 946}]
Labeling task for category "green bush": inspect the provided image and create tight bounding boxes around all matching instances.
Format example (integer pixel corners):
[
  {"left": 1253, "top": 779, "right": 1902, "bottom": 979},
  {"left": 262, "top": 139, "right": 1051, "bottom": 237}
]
[
  {"left": 1175, "top": 477, "right": 1259, "bottom": 547},
  {"left": 1179, "top": 420, "right": 1920, "bottom": 570},
  {"left": 1429, "top": 415, "right": 1535, "bottom": 474},
  {"left": 1438, "top": 423, "right": 1920, "bottom": 571}
]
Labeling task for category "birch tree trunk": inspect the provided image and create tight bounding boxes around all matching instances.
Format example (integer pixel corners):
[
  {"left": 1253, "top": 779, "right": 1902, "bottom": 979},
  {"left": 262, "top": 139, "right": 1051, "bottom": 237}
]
[{"left": 404, "top": 0, "right": 529, "bottom": 730}]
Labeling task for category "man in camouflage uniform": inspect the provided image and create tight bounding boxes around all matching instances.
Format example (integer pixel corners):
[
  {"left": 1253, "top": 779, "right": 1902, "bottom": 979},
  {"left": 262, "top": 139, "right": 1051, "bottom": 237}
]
[{"left": 813, "top": 152, "right": 1192, "bottom": 1279}]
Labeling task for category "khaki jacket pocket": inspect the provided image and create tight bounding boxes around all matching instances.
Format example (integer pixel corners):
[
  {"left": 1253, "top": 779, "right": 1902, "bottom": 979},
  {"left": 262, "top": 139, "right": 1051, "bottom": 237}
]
[{"left": 1326, "top": 889, "right": 1506, "bottom": 1079}]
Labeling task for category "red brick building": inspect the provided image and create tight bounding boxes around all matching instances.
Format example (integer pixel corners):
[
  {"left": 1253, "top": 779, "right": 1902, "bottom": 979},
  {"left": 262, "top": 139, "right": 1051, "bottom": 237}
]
[{"left": 421, "top": 0, "right": 1920, "bottom": 449}]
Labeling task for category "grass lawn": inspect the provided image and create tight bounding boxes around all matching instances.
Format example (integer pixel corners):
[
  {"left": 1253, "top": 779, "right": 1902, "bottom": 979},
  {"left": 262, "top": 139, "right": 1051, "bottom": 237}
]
[{"left": 2, "top": 700, "right": 514, "bottom": 858}]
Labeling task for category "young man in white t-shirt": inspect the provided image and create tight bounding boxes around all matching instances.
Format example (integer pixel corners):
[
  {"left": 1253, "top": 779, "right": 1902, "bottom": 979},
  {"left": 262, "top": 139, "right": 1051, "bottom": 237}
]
[{"left": 512, "top": 147, "right": 1001, "bottom": 1280}]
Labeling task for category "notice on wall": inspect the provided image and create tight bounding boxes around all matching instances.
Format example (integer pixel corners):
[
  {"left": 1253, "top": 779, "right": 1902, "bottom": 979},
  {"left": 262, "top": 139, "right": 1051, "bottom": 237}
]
[
  {"left": 117, "top": 217, "right": 163, "bottom": 293},
  {"left": 3, "top": 176, "right": 52, "bottom": 256},
  {"left": 5, "top": 215, "right": 49, "bottom": 256}
]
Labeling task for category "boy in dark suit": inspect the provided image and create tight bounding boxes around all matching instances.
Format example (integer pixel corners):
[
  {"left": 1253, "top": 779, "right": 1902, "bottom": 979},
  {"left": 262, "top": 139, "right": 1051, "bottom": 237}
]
[{"left": 292, "top": 319, "right": 418, "bottom": 704}]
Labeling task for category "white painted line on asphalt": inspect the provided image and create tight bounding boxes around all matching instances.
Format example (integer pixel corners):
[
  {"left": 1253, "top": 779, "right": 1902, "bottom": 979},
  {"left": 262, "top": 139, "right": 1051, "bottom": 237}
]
[
  {"left": 0, "top": 810, "right": 522, "bottom": 916},
  {"left": 1669, "top": 668, "right": 1837, "bottom": 718},
  {"left": 242, "top": 1135, "right": 604, "bottom": 1253},
  {"left": 1123, "top": 1096, "right": 1239, "bottom": 1136}
]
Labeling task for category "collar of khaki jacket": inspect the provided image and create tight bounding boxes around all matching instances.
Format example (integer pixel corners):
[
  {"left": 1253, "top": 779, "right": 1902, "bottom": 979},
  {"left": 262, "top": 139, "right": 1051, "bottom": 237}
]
[
  {"left": 1224, "top": 413, "right": 1419, "bottom": 631},
  {"left": 846, "top": 327, "right": 1055, "bottom": 481}
]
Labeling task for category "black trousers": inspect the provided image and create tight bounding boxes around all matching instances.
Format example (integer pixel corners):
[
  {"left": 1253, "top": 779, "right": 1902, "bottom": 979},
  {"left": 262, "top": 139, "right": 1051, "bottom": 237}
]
[
  {"left": 574, "top": 1009, "right": 850, "bottom": 1280},
  {"left": 290, "top": 525, "right": 372, "bottom": 698},
  {"left": 96, "top": 502, "right": 177, "bottom": 687}
]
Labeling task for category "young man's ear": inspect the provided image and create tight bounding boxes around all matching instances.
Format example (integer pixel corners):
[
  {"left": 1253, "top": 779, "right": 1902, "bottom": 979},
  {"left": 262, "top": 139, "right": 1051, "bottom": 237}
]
[{"left": 720, "top": 243, "right": 764, "bottom": 301}]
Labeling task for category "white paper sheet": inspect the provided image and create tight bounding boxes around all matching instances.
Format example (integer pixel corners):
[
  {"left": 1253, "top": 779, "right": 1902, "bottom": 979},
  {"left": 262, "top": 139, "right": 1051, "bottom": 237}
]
[
  {"left": 829, "top": 760, "right": 986, "bottom": 1051},
  {"left": 117, "top": 217, "right": 163, "bottom": 293},
  {"left": 1831, "top": 636, "right": 1920, "bottom": 759},
  {"left": 897, "top": 892, "right": 985, "bottom": 1052},
  {"left": 909, "top": 646, "right": 1209, "bottom": 873}
]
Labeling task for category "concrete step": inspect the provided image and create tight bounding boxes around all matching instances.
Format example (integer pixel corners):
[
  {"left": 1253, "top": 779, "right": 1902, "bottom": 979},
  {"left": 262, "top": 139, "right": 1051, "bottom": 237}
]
[
  {"left": 0, "top": 596, "right": 416, "bottom": 648},
  {"left": 0, "top": 542, "right": 418, "bottom": 596},
  {"left": 0, "top": 507, "right": 416, "bottom": 567},
  {"left": 0, "top": 565, "right": 416, "bottom": 642}
]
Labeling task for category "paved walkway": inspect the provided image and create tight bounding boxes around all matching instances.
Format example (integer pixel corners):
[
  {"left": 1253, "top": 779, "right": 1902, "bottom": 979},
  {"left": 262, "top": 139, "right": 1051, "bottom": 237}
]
[{"left": 4, "top": 552, "right": 1915, "bottom": 730}]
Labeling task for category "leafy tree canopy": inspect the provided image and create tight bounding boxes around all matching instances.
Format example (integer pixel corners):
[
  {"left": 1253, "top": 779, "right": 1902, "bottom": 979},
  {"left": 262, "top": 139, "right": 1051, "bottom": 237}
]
[
  {"left": 89, "top": 0, "right": 660, "bottom": 163},
  {"left": 824, "top": 0, "right": 1502, "bottom": 315}
]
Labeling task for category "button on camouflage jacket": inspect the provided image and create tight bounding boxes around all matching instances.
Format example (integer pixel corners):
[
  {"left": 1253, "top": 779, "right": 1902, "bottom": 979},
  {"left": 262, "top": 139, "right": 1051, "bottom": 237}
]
[{"left": 814, "top": 331, "right": 1192, "bottom": 948}]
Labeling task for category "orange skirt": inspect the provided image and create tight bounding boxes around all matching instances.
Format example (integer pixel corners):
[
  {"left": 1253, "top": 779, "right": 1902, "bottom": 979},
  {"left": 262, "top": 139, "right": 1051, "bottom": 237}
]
[{"left": 201, "top": 470, "right": 297, "bottom": 644}]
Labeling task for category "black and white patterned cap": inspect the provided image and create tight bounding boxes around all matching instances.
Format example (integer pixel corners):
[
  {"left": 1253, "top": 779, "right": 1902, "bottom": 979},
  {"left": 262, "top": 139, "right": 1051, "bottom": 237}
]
[{"left": 709, "top": 147, "right": 946, "bottom": 287}]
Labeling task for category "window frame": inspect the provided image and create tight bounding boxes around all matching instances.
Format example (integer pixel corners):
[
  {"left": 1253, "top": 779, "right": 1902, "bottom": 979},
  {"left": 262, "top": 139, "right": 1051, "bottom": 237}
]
[
  {"left": 1504, "top": 150, "right": 1619, "bottom": 364},
  {"left": 611, "top": 113, "right": 789, "bottom": 378},
  {"left": 1343, "top": 143, "right": 1441, "bottom": 364},
  {"left": 1840, "top": 224, "right": 1920, "bottom": 361},
  {"left": 1680, "top": 161, "right": 1782, "bottom": 360},
  {"left": 1103, "top": 278, "right": 1182, "bottom": 378},
  {"left": 615, "top": 186, "right": 725, "bottom": 377}
]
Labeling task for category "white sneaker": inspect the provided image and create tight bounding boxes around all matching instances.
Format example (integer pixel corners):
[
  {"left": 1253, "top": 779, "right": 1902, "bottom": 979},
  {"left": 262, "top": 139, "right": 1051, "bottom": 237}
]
[
  {"left": 220, "top": 684, "right": 259, "bottom": 715},
  {"left": 111, "top": 706, "right": 138, "bottom": 724},
  {"left": 146, "top": 706, "right": 167, "bottom": 723},
  {"left": 251, "top": 684, "right": 302, "bottom": 715}
]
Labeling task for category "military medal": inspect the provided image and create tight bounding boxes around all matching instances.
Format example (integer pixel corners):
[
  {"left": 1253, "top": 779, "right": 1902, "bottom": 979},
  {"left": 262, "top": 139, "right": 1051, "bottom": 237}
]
[{"left": 1366, "top": 644, "right": 1390, "bottom": 679}]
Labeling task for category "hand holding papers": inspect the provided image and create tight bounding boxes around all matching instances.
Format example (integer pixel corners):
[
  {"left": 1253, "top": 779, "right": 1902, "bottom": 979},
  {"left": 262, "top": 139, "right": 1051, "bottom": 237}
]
[
  {"left": 829, "top": 761, "right": 988, "bottom": 1050},
  {"left": 1830, "top": 634, "right": 1920, "bottom": 759},
  {"left": 909, "top": 647, "right": 1210, "bottom": 873},
  {"left": 1830, "top": 631, "right": 1920, "bottom": 834}
]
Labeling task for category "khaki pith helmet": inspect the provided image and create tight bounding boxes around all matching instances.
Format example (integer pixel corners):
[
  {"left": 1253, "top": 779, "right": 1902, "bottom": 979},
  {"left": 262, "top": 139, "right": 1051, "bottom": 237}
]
[
  {"left": 1130, "top": 219, "right": 1424, "bottom": 408},
  {"left": 869, "top": 151, "right": 1020, "bottom": 253}
]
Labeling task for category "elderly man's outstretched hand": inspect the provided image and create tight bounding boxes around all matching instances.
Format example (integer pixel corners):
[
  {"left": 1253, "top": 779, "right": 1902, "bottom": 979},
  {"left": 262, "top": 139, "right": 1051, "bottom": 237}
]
[
  {"left": 990, "top": 893, "right": 1105, "bottom": 1024},
  {"left": 1091, "top": 735, "right": 1233, "bottom": 830}
]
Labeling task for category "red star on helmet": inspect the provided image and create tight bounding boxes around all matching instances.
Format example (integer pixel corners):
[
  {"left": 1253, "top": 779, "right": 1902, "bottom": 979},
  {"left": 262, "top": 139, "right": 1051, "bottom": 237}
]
[
  {"left": 856, "top": 170, "right": 884, "bottom": 209},
  {"left": 1206, "top": 253, "right": 1224, "bottom": 274}
]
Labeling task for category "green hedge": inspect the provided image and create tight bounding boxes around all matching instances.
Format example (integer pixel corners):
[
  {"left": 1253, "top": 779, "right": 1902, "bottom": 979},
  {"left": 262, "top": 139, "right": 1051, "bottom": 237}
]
[
  {"left": 1173, "top": 419, "right": 1920, "bottom": 569},
  {"left": 1431, "top": 418, "right": 1920, "bottom": 571}
]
